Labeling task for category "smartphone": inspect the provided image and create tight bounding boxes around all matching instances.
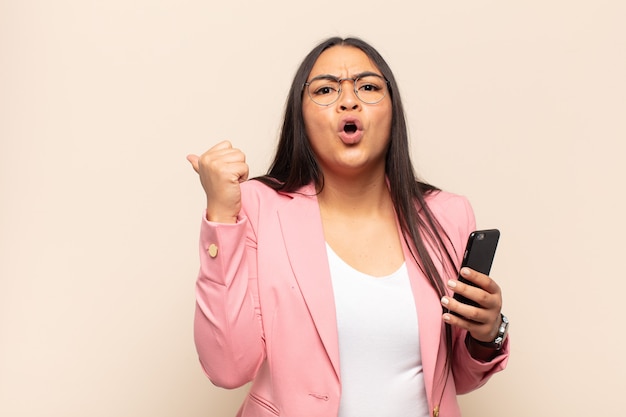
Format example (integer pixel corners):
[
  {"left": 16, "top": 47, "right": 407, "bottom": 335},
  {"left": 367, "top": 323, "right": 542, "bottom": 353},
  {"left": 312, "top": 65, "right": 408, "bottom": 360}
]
[{"left": 452, "top": 229, "right": 500, "bottom": 314}]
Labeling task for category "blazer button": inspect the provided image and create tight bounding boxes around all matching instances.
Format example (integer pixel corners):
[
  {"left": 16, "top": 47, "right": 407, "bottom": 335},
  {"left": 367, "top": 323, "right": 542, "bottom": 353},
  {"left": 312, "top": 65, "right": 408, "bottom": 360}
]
[{"left": 207, "top": 244, "right": 218, "bottom": 258}]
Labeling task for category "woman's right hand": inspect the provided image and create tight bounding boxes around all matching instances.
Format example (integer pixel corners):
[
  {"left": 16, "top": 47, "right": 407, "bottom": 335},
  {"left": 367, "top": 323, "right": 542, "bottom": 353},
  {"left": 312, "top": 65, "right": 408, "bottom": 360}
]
[{"left": 187, "top": 141, "right": 249, "bottom": 223}]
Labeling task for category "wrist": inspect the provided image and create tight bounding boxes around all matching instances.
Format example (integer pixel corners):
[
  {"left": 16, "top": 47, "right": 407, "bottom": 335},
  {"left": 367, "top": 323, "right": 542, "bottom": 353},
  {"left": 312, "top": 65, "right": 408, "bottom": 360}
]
[
  {"left": 466, "top": 314, "right": 509, "bottom": 362},
  {"left": 205, "top": 208, "right": 239, "bottom": 224}
]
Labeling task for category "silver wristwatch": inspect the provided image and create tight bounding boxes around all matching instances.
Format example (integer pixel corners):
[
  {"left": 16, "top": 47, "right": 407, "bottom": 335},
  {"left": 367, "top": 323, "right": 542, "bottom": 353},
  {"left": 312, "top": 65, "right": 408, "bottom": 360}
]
[
  {"left": 475, "top": 314, "right": 509, "bottom": 350},
  {"left": 491, "top": 314, "right": 509, "bottom": 350}
]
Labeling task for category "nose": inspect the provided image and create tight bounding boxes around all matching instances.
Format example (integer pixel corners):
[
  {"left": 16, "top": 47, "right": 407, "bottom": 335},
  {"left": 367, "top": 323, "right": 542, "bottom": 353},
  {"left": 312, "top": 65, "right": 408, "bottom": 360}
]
[{"left": 337, "top": 80, "right": 360, "bottom": 111}]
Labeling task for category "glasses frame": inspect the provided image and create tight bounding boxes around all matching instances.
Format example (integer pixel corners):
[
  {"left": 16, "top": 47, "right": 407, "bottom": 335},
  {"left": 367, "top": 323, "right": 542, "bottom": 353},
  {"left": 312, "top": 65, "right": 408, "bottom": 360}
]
[{"left": 303, "top": 72, "right": 390, "bottom": 106}]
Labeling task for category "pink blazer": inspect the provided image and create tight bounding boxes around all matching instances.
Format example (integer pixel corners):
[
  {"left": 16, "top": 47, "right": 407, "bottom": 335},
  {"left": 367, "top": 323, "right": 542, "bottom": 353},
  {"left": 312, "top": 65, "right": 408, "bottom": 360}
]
[{"left": 194, "top": 181, "right": 509, "bottom": 417}]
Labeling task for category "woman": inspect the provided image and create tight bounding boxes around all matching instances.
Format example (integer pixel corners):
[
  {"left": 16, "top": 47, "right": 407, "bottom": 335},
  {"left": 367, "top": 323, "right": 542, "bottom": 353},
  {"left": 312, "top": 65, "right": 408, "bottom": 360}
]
[{"left": 187, "top": 37, "right": 509, "bottom": 417}]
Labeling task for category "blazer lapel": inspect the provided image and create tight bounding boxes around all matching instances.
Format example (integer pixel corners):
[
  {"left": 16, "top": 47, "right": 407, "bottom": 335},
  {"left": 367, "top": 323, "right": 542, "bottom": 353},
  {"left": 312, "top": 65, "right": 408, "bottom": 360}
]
[
  {"left": 400, "top": 232, "right": 444, "bottom": 404},
  {"left": 276, "top": 186, "right": 341, "bottom": 381}
]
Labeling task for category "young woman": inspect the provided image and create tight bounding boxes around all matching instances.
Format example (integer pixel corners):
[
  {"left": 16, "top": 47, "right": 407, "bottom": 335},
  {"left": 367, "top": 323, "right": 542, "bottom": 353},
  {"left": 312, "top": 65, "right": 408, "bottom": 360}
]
[{"left": 187, "top": 37, "right": 509, "bottom": 417}]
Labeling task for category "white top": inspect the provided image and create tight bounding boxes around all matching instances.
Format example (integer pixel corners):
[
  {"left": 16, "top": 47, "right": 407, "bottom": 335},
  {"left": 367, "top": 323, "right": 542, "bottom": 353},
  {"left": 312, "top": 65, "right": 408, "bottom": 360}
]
[{"left": 327, "top": 243, "right": 429, "bottom": 417}]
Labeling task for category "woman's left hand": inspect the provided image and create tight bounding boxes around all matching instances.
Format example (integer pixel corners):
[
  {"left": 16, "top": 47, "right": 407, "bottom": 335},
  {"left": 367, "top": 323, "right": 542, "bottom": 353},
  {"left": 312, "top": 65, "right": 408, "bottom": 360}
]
[{"left": 440, "top": 267, "right": 503, "bottom": 343}]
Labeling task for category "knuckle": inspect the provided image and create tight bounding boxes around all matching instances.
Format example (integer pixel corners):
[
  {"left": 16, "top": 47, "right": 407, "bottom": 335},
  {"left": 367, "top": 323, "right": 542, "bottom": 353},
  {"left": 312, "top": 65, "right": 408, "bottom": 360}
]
[
  {"left": 198, "top": 153, "right": 215, "bottom": 168},
  {"left": 476, "top": 292, "right": 490, "bottom": 306},
  {"left": 466, "top": 309, "right": 482, "bottom": 322}
]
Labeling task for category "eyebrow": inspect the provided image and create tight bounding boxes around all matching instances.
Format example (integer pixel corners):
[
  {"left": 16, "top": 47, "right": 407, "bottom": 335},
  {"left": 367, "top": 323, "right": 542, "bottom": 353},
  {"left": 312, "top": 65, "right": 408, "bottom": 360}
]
[{"left": 307, "top": 71, "right": 385, "bottom": 83}]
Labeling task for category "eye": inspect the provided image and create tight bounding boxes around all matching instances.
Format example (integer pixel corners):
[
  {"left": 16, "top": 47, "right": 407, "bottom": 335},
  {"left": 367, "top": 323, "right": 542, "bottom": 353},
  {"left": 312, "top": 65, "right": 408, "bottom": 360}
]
[
  {"left": 356, "top": 76, "right": 384, "bottom": 92},
  {"left": 315, "top": 86, "right": 335, "bottom": 95},
  {"left": 311, "top": 83, "right": 338, "bottom": 96},
  {"left": 359, "top": 83, "right": 380, "bottom": 92}
]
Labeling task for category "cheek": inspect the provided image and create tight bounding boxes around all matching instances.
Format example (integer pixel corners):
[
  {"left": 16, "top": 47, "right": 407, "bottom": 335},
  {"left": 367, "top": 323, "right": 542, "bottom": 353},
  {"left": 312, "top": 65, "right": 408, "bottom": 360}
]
[
  {"left": 382, "top": 103, "right": 393, "bottom": 135},
  {"left": 372, "top": 106, "right": 393, "bottom": 140},
  {"left": 303, "top": 106, "right": 331, "bottom": 141}
]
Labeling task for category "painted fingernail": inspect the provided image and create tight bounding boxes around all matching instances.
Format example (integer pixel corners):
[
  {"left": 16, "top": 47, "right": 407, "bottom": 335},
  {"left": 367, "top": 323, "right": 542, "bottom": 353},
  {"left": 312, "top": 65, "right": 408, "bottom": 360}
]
[
  {"left": 447, "top": 280, "right": 457, "bottom": 288},
  {"left": 461, "top": 267, "right": 470, "bottom": 276},
  {"left": 441, "top": 296, "right": 449, "bottom": 305},
  {"left": 443, "top": 313, "right": 451, "bottom": 322}
]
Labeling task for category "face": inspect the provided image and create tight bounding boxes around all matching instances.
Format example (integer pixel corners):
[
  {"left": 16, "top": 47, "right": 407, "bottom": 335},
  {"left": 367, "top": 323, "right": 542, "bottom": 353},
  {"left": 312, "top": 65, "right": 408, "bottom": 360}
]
[{"left": 302, "top": 45, "right": 392, "bottom": 180}]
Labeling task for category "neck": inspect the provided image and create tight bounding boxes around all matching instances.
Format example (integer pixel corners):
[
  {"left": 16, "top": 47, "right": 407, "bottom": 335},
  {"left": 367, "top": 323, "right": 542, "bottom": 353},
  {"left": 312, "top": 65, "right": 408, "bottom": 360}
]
[{"left": 317, "top": 171, "right": 392, "bottom": 218}]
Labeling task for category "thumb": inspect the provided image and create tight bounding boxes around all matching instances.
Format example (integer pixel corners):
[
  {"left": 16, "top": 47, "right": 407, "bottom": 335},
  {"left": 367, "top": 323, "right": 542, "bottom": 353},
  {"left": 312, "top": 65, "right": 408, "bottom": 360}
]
[{"left": 186, "top": 154, "right": 200, "bottom": 173}]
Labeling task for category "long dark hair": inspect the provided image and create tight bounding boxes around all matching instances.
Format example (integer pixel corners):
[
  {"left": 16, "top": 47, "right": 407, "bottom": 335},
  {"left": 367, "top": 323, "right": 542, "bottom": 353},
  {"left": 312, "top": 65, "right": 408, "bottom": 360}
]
[{"left": 255, "top": 37, "right": 458, "bottom": 374}]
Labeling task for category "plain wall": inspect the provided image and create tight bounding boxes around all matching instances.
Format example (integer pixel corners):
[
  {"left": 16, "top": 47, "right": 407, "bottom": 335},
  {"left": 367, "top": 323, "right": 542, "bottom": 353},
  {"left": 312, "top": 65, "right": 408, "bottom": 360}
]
[{"left": 1, "top": 1, "right": 624, "bottom": 416}]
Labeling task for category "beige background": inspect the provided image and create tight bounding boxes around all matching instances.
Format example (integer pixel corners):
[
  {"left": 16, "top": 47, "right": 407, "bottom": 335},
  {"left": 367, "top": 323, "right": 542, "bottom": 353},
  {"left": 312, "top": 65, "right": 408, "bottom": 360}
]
[{"left": 1, "top": 1, "right": 624, "bottom": 416}]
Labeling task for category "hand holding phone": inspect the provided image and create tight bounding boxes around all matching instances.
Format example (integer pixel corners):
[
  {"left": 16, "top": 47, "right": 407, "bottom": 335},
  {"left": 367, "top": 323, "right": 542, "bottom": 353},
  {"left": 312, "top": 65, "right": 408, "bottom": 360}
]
[{"left": 451, "top": 229, "right": 500, "bottom": 316}]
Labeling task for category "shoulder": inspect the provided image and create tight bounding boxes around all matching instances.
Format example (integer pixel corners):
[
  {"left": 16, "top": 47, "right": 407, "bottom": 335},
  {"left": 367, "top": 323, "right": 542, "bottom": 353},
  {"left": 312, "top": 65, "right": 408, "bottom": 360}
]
[
  {"left": 239, "top": 180, "right": 286, "bottom": 213},
  {"left": 239, "top": 180, "right": 317, "bottom": 218},
  {"left": 240, "top": 180, "right": 316, "bottom": 202},
  {"left": 423, "top": 190, "right": 476, "bottom": 252},
  {"left": 240, "top": 179, "right": 281, "bottom": 199},
  {"left": 424, "top": 189, "right": 473, "bottom": 218}
]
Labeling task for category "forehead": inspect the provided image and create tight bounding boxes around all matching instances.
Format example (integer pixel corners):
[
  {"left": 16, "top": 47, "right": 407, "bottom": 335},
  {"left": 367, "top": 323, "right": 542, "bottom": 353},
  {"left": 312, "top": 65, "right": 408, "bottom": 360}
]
[{"left": 309, "top": 45, "right": 381, "bottom": 77}]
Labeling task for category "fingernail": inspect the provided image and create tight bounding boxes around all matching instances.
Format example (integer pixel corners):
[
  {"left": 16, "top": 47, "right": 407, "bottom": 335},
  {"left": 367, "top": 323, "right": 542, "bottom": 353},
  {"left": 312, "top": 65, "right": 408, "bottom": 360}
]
[
  {"left": 461, "top": 267, "right": 470, "bottom": 276},
  {"left": 443, "top": 313, "right": 451, "bottom": 322},
  {"left": 447, "top": 280, "right": 457, "bottom": 288},
  {"left": 441, "top": 296, "right": 449, "bottom": 305}
]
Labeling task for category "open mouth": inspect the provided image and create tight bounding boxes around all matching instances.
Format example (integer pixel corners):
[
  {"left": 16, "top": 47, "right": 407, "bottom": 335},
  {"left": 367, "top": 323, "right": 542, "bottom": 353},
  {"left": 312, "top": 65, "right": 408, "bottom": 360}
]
[{"left": 343, "top": 123, "right": 358, "bottom": 134}]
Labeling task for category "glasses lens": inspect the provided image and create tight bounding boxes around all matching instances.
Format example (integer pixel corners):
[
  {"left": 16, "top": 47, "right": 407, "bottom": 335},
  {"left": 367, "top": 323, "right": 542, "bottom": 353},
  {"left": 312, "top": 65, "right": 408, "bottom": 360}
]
[
  {"left": 307, "top": 79, "right": 340, "bottom": 105},
  {"left": 355, "top": 75, "right": 387, "bottom": 104}
]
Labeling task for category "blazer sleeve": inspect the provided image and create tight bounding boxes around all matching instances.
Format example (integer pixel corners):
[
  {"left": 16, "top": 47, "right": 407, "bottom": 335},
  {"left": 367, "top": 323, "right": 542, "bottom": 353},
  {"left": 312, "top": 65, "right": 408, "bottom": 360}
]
[
  {"left": 193, "top": 210, "right": 265, "bottom": 389},
  {"left": 452, "top": 331, "right": 510, "bottom": 394}
]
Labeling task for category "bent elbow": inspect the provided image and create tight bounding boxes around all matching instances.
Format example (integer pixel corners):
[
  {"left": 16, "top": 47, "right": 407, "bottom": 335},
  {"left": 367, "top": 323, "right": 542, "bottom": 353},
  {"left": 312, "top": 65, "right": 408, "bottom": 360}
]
[
  {"left": 199, "top": 358, "right": 257, "bottom": 390},
  {"left": 207, "top": 372, "right": 249, "bottom": 390}
]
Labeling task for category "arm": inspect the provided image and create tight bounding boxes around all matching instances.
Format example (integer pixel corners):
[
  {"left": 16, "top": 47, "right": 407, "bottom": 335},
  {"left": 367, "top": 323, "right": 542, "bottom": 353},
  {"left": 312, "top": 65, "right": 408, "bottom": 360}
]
[
  {"left": 451, "top": 327, "right": 510, "bottom": 394},
  {"left": 188, "top": 142, "right": 264, "bottom": 388},
  {"left": 445, "top": 266, "right": 510, "bottom": 393},
  {"left": 194, "top": 214, "right": 265, "bottom": 389},
  {"left": 437, "top": 194, "right": 510, "bottom": 393}
]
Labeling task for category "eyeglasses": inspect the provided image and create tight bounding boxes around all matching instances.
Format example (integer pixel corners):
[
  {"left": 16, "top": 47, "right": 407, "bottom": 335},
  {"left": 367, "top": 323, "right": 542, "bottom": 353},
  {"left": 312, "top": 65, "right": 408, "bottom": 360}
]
[{"left": 304, "top": 73, "right": 389, "bottom": 106}]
